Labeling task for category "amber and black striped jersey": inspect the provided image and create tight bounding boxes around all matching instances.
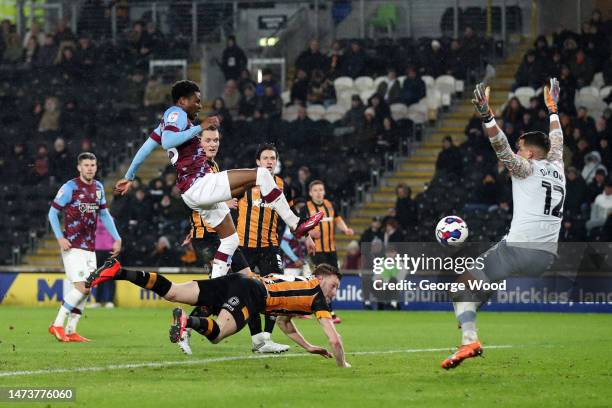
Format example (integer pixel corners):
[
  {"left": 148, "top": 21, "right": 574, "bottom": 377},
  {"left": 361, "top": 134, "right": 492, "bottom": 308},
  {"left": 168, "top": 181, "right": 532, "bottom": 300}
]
[
  {"left": 237, "top": 176, "right": 284, "bottom": 249},
  {"left": 190, "top": 160, "right": 220, "bottom": 239},
  {"left": 301, "top": 199, "right": 342, "bottom": 253},
  {"left": 255, "top": 274, "right": 332, "bottom": 319}
]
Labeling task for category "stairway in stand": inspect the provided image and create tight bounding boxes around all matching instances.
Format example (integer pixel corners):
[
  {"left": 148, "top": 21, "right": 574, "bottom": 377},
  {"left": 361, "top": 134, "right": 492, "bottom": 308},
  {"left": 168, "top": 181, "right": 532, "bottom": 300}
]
[{"left": 335, "top": 41, "right": 531, "bottom": 262}]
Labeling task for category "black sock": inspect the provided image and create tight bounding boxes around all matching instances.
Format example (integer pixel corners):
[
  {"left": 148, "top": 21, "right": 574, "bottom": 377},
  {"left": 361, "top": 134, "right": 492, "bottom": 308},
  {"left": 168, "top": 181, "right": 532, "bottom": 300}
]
[
  {"left": 187, "top": 316, "right": 220, "bottom": 342},
  {"left": 248, "top": 314, "right": 263, "bottom": 336},
  {"left": 264, "top": 315, "right": 276, "bottom": 334},
  {"left": 121, "top": 270, "right": 171, "bottom": 297}
]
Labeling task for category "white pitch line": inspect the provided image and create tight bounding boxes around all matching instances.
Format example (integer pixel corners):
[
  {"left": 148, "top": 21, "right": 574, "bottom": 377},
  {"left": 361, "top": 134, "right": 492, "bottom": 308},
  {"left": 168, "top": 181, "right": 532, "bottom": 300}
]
[{"left": 0, "top": 345, "right": 513, "bottom": 378}]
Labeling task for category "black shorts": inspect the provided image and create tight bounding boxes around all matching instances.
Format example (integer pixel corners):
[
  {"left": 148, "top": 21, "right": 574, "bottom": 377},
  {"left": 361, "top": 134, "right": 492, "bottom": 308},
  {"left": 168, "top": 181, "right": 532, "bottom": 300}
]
[
  {"left": 195, "top": 274, "right": 267, "bottom": 331},
  {"left": 241, "top": 246, "right": 283, "bottom": 276},
  {"left": 192, "top": 238, "right": 250, "bottom": 273},
  {"left": 311, "top": 252, "right": 338, "bottom": 268}
]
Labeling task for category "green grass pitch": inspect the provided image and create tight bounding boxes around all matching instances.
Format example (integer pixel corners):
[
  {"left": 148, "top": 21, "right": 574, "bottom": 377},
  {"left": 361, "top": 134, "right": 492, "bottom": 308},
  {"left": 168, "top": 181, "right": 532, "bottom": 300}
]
[{"left": 1, "top": 307, "right": 611, "bottom": 407}]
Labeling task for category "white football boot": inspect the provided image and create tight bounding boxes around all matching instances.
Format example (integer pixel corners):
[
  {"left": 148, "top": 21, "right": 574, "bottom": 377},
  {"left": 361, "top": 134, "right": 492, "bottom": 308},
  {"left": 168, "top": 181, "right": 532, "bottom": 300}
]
[{"left": 252, "top": 332, "right": 290, "bottom": 353}]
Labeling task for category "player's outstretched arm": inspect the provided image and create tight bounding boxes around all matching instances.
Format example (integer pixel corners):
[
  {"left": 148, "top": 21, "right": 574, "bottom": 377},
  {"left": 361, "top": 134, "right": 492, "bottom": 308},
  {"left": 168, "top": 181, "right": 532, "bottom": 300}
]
[
  {"left": 276, "top": 316, "right": 332, "bottom": 358},
  {"left": 116, "top": 138, "right": 160, "bottom": 195},
  {"left": 318, "top": 316, "right": 350, "bottom": 367},
  {"left": 472, "top": 83, "right": 532, "bottom": 179},
  {"left": 544, "top": 78, "right": 564, "bottom": 169}
]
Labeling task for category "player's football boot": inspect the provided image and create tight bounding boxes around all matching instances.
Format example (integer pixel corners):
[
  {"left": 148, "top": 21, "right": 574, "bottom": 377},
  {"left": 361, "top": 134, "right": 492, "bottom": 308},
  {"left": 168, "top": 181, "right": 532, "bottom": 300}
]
[
  {"left": 177, "top": 328, "right": 193, "bottom": 355},
  {"left": 332, "top": 313, "right": 342, "bottom": 324},
  {"left": 252, "top": 332, "right": 290, "bottom": 353},
  {"left": 292, "top": 211, "right": 324, "bottom": 238},
  {"left": 86, "top": 258, "right": 121, "bottom": 288},
  {"left": 169, "top": 308, "right": 188, "bottom": 344},
  {"left": 441, "top": 341, "right": 483, "bottom": 370},
  {"left": 48, "top": 325, "right": 69, "bottom": 342},
  {"left": 66, "top": 333, "right": 91, "bottom": 342}
]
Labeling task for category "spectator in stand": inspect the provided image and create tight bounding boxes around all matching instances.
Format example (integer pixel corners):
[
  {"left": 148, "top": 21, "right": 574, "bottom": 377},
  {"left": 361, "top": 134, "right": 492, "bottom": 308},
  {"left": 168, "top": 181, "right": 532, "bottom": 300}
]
[
  {"left": 597, "top": 136, "right": 612, "bottom": 169},
  {"left": 34, "top": 34, "right": 57, "bottom": 67},
  {"left": 445, "top": 39, "right": 467, "bottom": 79},
  {"left": 307, "top": 69, "right": 335, "bottom": 106},
  {"left": 360, "top": 217, "right": 384, "bottom": 245},
  {"left": 221, "top": 79, "right": 241, "bottom": 119},
  {"left": 158, "top": 193, "right": 185, "bottom": 222},
  {"left": 383, "top": 217, "right": 404, "bottom": 245},
  {"left": 56, "top": 44, "right": 81, "bottom": 80},
  {"left": 465, "top": 173, "right": 499, "bottom": 212},
  {"left": 129, "top": 188, "right": 154, "bottom": 225},
  {"left": 376, "top": 67, "right": 401, "bottom": 104},
  {"left": 436, "top": 135, "right": 462, "bottom": 177},
  {"left": 368, "top": 93, "right": 390, "bottom": 126},
  {"left": 75, "top": 33, "right": 96, "bottom": 68},
  {"left": 129, "top": 21, "right": 145, "bottom": 53},
  {"left": 295, "top": 39, "right": 327, "bottom": 76},
  {"left": 586, "top": 179, "right": 612, "bottom": 233},
  {"left": 49, "top": 137, "right": 74, "bottom": 182},
  {"left": 421, "top": 40, "right": 446, "bottom": 78},
  {"left": 290, "top": 69, "right": 309, "bottom": 105},
  {"left": 569, "top": 49, "right": 595, "bottom": 88},
  {"left": 28, "top": 144, "right": 50, "bottom": 185},
  {"left": 38, "top": 96, "right": 61, "bottom": 133},
  {"left": 395, "top": 184, "right": 416, "bottom": 230},
  {"left": 587, "top": 168, "right": 607, "bottom": 202},
  {"left": 54, "top": 18, "right": 76, "bottom": 44},
  {"left": 22, "top": 36, "right": 39, "bottom": 67},
  {"left": 238, "top": 84, "right": 257, "bottom": 120},
  {"left": 221, "top": 35, "right": 247, "bottom": 81},
  {"left": 3, "top": 27, "right": 22, "bottom": 64},
  {"left": 560, "top": 220, "right": 587, "bottom": 242},
  {"left": 547, "top": 48, "right": 564, "bottom": 79},
  {"left": 558, "top": 65, "right": 577, "bottom": 116},
  {"left": 564, "top": 167, "right": 588, "bottom": 217},
  {"left": 461, "top": 26, "right": 481, "bottom": 73},
  {"left": 356, "top": 107, "right": 378, "bottom": 148},
  {"left": 286, "top": 105, "right": 314, "bottom": 149},
  {"left": 575, "top": 107, "right": 597, "bottom": 144},
  {"left": 149, "top": 236, "right": 177, "bottom": 267},
  {"left": 572, "top": 137, "right": 590, "bottom": 170},
  {"left": 342, "top": 40, "right": 366, "bottom": 78},
  {"left": 238, "top": 68, "right": 256, "bottom": 94},
  {"left": 582, "top": 151, "right": 607, "bottom": 184},
  {"left": 122, "top": 71, "right": 146, "bottom": 109},
  {"left": 327, "top": 39, "right": 344, "bottom": 79},
  {"left": 143, "top": 75, "right": 170, "bottom": 108},
  {"left": 142, "top": 22, "right": 164, "bottom": 57},
  {"left": 210, "top": 97, "right": 233, "bottom": 135},
  {"left": 533, "top": 35, "right": 550, "bottom": 61},
  {"left": 514, "top": 50, "right": 544, "bottom": 89},
  {"left": 258, "top": 85, "right": 283, "bottom": 120},
  {"left": 4, "top": 143, "right": 29, "bottom": 184},
  {"left": 343, "top": 240, "right": 361, "bottom": 270},
  {"left": 255, "top": 68, "right": 281, "bottom": 97},
  {"left": 291, "top": 166, "right": 312, "bottom": 200},
  {"left": 401, "top": 66, "right": 426, "bottom": 106},
  {"left": 374, "top": 117, "right": 399, "bottom": 153},
  {"left": 502, "top": 97, "right": 525, "bottom": 126},
  {"left": 22, "top": 21, "right": 45, "bottom": 48},
  {"left": 342, "top": 94, "right": 366, "bottom": 130}
]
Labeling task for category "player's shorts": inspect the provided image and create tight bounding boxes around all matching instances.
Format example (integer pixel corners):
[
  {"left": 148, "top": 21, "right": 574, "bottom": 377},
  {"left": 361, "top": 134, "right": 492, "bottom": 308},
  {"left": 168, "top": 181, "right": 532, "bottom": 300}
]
[
  {"left": 193, "top": 238, "right": 250, "bottom": 273},
  {"left": 469, "top": 240, "right": 556, "bottom": 283},
  {"left": 61, "top": 248, "right": 97, "bottom": 283},
  {"left": 182, "top": 171, "right": 232, "bottom": 227},
  {"left": 241, "top": 246, "right": 283, "bottom": 276},
  {"left": 195, "top": 274, "right": 267, "bottom": 331},
  {"left": 311, "top": 252, "right": 339, "bottom": 268}
]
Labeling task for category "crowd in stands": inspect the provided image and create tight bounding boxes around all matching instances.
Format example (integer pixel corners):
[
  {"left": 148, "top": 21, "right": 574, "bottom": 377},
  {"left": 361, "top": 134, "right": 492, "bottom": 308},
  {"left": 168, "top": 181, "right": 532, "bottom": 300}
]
[{"left": 358, "top": 10, "right": 612, "bottom": 265}]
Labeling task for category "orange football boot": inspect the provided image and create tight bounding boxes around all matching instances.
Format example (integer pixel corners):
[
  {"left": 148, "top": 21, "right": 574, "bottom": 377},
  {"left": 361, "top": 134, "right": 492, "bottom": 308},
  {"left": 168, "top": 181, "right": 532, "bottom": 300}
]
[
  {"left": 48, "top": 325, "right": 69, "bottom": 342},
  {"left": 86, "top": 258, "right": 121, "bottom": 288},
  {"left": 66, "top": 333, "right": 91, "bottom": 342},
  {"left": 441, "top": 341, "right": 483, "bottom": 370}
]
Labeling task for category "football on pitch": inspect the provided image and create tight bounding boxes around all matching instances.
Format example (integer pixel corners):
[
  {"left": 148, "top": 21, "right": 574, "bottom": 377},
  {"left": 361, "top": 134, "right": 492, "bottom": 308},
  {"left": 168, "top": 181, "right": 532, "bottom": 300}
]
[{"left": 435, "top": 216, "right": 469, "bottom": 246}]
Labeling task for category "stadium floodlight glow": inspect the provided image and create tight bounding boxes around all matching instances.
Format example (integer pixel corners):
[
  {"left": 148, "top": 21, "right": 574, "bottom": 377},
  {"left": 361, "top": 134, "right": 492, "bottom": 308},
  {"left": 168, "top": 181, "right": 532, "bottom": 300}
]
[{"left": 258, "top": 37, "right": 279, "bottom": 47}]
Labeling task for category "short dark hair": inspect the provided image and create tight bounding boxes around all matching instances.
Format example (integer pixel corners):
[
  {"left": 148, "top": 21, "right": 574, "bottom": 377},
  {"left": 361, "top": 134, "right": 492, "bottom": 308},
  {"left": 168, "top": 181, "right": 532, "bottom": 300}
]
[
  {"left": 309, "top": 180, "right": 325, "bottom": 190},
  {"left": 171, "top": 80, "right": 200, "bottom": 103},
  {"left": 78, "top": 152, "right": 96, "bottom": 163},
  {"left": 313, "top": 263, "right": 342, "bottom": 280},
  {"left": 519, "top": 131, "right": 550, "bottom": 155},
  {"left": 255, "top": 143, "right": 278, "bottom": 161}
]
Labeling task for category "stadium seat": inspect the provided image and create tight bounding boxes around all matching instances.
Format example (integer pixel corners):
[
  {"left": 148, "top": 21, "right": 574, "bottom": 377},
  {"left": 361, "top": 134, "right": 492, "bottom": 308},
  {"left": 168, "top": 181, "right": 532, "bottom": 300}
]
[
  {"left": 306, "top": 105, "right": 326, "bottom": 121},
  {"left": 333, "top": 76, "right": 354, "bottom": 94},
  {"left": 282, "top": 104, "right": 299, "bottom": 122},
  {"left": 359, "top": 89, "right": 376, "bottom": 104},
  {"left": 579, "top": 86, "right": 601, "bottom": 99},
  {"left": 426, "top": 88, "right": 442, "bottom": 110},
  {"left": 281, "top": 90, "right": 290, "bottom": 105},
  {"left": 326, "top": 104, "right": 347, "bottom": 116},
  {"left": 354, "top": 76, "right": 374, "bottom": 92},
  {"left": 434, "top": 75, "right": 456, "bottom": 96},
  {"left": 514, "top": 87, "right": 536, "bottom": 107},
  {"left": 390, "top": 103, "right": 408, "bottom": 121},
  {"left": 324, "top": 111, "right": 343, "bottom": 123},
  {"left": 373, "top": 76, "right": 386, "bottom": 89},
  {"left": 407, "top": 102, "right": 427, "bottom": 125},
  {"left": 455, "top": 80, "right": 465, "bottom": 94},
  {"left": 591, "top": 72, "right": 605, "bottom": 89},
  {"left": 398, "top": 75, "right": 406, "bottom": 86},
  {"left": 600, "top": 86, "right": 612, "bottom": 100},
  {"left": 337, "top": 90, "right": 354, "bottom": 111},
  {"left": 421, "top": 75, "right": 435, "bottom": 89}
]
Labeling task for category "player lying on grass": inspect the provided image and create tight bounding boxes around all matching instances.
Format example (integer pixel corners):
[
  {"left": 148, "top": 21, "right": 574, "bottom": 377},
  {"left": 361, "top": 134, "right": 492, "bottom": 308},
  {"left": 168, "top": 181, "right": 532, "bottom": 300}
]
[
  {"left": 113, "top": 80, "right": 323, "bottom": 279},
  {"left": 86, "top": 259, "right": 350, "bottom": 368},
  {"left": 441, "top": 78, "right": 564, "bottom": 370}
]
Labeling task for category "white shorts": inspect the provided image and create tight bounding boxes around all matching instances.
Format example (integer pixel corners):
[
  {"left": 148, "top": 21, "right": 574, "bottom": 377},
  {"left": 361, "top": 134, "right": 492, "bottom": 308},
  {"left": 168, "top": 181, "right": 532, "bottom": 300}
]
[
  {"left": 182, "top": 172, "right": 232, "bottom": 228},
  {"left": 61, "top": 248, "right": 97, "bottom": 283}
]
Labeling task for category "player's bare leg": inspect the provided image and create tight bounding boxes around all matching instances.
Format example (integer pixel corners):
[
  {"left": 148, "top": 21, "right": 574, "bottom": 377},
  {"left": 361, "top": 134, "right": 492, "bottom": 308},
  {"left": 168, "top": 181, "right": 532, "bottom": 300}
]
[
  {"left": 170, "top": 307, "right": 238, "bottom": 344},
  {"left": 50, "top": 280, "right": 91, "bottom": 343},
  {"left": 226, "top": 169, "right": 323, "bottom": 238}
]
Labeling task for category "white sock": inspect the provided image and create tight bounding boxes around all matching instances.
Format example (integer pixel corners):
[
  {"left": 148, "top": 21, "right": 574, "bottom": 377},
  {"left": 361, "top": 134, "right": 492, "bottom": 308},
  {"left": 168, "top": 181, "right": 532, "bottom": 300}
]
[
  {"left": 453, "top": 301, "right": 479, "bottom": 345},
  {"left": 211, "top": 261, "right": 230, "bottom": 279},
  {"left": 255, "top": 168, "right": 299, "bottom": 230},
  {"left": 210, "top": 233, "right": 239, "bottom": 278},
  {"left": 54, "top": 288, "right": 86, "bottom": 327},
  {"left": 65, "top": 296, "right": 87, "bottom": 334}
]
